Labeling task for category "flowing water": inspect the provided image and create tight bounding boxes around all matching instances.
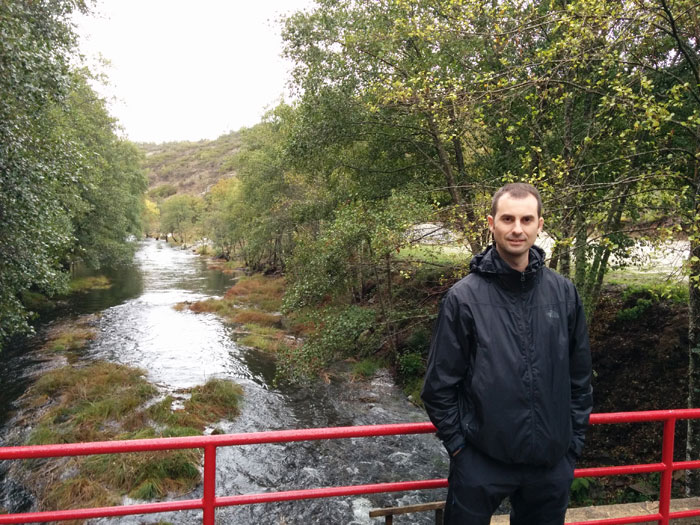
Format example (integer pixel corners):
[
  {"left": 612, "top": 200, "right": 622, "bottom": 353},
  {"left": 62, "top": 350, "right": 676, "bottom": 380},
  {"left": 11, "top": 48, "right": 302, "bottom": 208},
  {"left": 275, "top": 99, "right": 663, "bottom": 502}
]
[{"left": 0, "top": 239, "right": 448, "bottom": 524}]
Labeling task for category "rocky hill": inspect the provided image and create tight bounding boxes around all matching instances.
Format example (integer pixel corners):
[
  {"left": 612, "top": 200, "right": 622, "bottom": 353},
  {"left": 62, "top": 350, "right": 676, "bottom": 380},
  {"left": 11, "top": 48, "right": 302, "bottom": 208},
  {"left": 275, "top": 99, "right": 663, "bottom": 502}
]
[{"left": 138, "top": 131, "right": 241, "bottom": 196}]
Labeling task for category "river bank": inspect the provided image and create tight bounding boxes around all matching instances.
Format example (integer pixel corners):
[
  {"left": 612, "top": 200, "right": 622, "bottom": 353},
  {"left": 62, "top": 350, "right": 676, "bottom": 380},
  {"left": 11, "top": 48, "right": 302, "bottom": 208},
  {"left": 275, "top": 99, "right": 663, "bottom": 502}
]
[{"left": 0, "top": 239, "right": 447, "bottom": 524}]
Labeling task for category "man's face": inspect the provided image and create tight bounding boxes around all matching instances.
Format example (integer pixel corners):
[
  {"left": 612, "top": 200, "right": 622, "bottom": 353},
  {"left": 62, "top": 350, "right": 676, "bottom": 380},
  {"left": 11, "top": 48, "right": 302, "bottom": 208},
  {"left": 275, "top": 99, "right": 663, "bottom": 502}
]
[{"left": 487, "top": 193, "right": 543, "bottom": 268}]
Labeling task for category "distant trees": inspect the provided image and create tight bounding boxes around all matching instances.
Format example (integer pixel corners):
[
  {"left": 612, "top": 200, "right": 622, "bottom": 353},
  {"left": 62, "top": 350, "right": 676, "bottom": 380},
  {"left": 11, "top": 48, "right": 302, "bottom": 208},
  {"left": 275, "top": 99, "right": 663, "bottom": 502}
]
[
  {"left": 160, "top": 194, "right": 203, "bottom": 244},
  {"left": 0, "top": 1, "right": 147, "bottom": 350},
  {"left": 202, "top": 178, "right": 243, "bottom": 260}
]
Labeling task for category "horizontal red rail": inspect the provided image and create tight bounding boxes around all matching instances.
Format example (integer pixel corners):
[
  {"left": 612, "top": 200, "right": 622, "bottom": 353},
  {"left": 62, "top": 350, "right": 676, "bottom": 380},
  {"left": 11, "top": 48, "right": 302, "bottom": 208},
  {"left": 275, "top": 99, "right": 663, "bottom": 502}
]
[{"left": 1, "top": 410, "right": 700, "bottom": 524}]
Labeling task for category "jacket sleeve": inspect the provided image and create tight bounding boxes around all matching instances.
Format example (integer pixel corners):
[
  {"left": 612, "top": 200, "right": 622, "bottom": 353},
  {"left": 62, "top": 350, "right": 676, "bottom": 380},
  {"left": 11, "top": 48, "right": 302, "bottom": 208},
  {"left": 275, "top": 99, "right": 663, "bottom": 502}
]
[
  {"left": 421, "top": 290, "right": 470, "bottom": 456},
  {"left": 569, "top": 287, "right": 593, "bottom": 458}
]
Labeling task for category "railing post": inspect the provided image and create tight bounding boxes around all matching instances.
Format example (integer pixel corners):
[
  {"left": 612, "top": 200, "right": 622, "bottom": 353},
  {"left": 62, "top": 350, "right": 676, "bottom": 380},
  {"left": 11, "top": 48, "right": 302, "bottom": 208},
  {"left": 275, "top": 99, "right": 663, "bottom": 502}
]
[
  {"left": 203, "top": 444, "right": 217, "bottom": 525},
  {"left": 658, "top": 417, "right": 676, "bottom": 525}
]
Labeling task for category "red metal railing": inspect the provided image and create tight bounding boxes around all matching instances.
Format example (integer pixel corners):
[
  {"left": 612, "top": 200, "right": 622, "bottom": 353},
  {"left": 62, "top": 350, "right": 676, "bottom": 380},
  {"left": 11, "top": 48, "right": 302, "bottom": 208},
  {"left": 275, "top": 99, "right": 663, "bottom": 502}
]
[{"left": 0, "top": 409, "right": 699, "bottom": 524}]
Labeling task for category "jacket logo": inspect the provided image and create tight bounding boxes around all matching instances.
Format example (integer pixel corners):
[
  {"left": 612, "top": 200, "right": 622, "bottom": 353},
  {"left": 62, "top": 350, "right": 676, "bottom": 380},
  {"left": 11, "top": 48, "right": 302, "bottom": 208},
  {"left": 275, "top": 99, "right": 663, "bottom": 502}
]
[{"left": 545, "top": 309, "right": 560, "bottom": 320}]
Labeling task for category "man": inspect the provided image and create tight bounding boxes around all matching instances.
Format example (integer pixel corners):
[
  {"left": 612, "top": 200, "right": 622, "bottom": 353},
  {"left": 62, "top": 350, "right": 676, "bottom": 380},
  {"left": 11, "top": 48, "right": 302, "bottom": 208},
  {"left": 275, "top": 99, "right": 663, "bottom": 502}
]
[{"left": 421, "top": 183, "right": 593, "bottom": 524}]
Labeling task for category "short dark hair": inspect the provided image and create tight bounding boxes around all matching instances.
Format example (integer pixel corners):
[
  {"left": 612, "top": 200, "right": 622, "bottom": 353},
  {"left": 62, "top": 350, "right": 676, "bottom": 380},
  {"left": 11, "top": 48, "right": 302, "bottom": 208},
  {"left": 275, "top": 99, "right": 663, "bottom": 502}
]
[{"left": 491, "top": 182, "right": 542, "bottom": 217}]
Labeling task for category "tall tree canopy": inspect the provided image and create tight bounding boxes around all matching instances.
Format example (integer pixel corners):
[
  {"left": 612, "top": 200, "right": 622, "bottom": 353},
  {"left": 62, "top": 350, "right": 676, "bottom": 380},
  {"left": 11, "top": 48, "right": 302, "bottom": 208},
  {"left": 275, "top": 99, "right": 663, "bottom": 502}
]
[{"left": 0, "top": 1, "right": 147, "bottom": 349}]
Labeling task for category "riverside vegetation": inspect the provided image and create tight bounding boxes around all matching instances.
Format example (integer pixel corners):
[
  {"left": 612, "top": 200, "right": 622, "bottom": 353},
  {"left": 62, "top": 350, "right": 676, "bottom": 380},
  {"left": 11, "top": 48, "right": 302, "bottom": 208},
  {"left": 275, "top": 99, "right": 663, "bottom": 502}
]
[
  {"left": 5, "top": 0, "right": 700, "bottom": 515},
  {"left": 8, "top": 302, "right": 243, "bottom": 516}
]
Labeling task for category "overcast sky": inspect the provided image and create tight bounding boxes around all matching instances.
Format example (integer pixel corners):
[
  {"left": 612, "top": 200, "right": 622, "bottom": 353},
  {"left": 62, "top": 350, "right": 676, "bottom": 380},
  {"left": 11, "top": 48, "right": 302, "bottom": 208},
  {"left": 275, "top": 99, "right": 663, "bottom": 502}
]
[{"left": 74, "top": 0, "right": 314, "bottom": 144}]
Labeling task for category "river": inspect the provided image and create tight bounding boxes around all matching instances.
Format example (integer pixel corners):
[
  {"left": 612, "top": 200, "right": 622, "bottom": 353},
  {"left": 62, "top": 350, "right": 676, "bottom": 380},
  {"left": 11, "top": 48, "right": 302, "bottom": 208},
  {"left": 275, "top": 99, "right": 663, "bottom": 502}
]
[{"left": 0, "top": 239, "right": 448, "bottom": 524}]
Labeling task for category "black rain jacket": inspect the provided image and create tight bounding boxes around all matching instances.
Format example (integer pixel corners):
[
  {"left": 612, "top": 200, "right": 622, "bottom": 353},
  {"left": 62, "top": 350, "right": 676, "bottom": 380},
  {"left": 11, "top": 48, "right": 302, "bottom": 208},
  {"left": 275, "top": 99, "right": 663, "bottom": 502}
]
[{"left": 421, "top": 245, "right": 593, "bottom": 467}]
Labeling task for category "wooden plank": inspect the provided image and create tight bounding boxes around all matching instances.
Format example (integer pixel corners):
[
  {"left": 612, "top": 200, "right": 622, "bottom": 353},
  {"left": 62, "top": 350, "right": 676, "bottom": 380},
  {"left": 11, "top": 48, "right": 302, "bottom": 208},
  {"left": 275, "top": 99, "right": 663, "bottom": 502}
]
[{"left": 369, "top": 501, "right": 445, "bottom": 518}]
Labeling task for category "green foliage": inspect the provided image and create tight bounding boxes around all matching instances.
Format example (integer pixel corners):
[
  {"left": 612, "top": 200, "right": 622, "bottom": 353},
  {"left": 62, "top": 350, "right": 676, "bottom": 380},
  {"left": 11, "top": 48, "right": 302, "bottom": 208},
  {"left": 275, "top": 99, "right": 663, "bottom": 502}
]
[
  {"left": 616, "top": 298, "right": 654, "bottom": 322},
  {"left": 621, "top": 283, "right": 688, "bottom": 305},
  {"left": 284, "top": 192, "right": 433, "bottom": 310},
  {"left": 617, "top": 282, "right": 688, "bottom": 322},
  {"left": 201, "top": 177, "right": 244, "bottom": 259},
  {"left": 62, "top": 71, "right": 147, "bottom": 269},
  {"left": 570, "top": 477, "right": 595, "bottom": 506},
  {"left": 159, "top": 194, "right": 203, "bottom": 243},
  {"left": 148, "top": 184, "right": 177, "bottom": 201},
  {"left": 68, "top": 275, "right": 111, "bottom": 293},
  {"left": 140, "top": 132, "right": 241, "bottom": 196},
  {"left": 351, "top": 357, "right": 385, "bottom": 379},
  {"left": 0, "top": 2, "right": 147, "bottom": 349},
  {"left": 0, "top": 0, "right": 80, "bottom": 346},
  {"left": 398, "top": 351, "right": 424, "bottom": 380},
  {"left": 277, "top": 305, "right": 378, "bottom": 382}
]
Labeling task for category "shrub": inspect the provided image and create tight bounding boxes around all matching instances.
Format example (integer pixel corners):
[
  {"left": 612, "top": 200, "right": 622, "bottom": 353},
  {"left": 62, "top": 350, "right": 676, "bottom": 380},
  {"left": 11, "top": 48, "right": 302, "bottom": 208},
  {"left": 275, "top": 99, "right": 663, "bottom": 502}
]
[
  {"left": 616, "top": 298, "right": 653, "bottom": 322},
  {"left": 398, "top": 351, "right": 424, "bottom": 379},
  {"left": 351, "top": 357, "right": 384, "bottom": 379},
  {"left": 147, "top": 184, "right": 177, "bottom": 200},
  {"left": 276, "top": 305, "right": 378, "bottom": 382}
]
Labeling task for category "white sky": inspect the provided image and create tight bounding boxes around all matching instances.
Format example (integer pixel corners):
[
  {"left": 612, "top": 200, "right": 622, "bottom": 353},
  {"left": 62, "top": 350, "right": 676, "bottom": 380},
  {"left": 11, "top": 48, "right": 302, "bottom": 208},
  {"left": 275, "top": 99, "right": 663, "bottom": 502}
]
[{"left": 74, "top": 0, "right": 314, "bottom": 144}]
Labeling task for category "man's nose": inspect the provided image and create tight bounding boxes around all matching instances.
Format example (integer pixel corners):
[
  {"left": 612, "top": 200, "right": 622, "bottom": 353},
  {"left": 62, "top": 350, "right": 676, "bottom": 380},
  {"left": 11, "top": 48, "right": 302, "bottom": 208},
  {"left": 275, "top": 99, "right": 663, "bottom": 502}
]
[{"left": 512, "top": 220, "right": 524, "bottom": 234}]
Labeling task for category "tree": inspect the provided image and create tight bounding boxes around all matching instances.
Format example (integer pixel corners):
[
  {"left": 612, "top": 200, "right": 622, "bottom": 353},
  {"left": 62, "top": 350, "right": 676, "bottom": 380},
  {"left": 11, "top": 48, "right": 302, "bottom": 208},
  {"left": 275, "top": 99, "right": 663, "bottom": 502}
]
[
  {"left": 61, "top": 71, "right": 147, "bottom": 269},
  {"left": 202, "top": 178, "right": 244, "bottom": 259},
  {"left": 142, "top": 198, "right": 161, "bottom": 238},
  {"left": 0, "top": 0, "right": 86, "bottom": 347},
  {"left": 160, "top": 194, "right": 203, "bottom": 244},
  {"left": 0, "top": 1, "right": 150, "bottom": 349},
  {"left": 282, "top": 0, "right": 493, "bottom": 253}
]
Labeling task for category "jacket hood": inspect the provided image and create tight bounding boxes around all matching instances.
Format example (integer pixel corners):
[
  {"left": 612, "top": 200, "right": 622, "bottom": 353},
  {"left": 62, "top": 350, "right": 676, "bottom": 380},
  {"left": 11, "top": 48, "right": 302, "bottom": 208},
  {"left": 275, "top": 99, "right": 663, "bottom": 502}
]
[
  {"left": 470, "top": 244, "right": 546, "bottom": 291},
  {"left": 470, "top": 244, "right": 545, "bottom": 275}
]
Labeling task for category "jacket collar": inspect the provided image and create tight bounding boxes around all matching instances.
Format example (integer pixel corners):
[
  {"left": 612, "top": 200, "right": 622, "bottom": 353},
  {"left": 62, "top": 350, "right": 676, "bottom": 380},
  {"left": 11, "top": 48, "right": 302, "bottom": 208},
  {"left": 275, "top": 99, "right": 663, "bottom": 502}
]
[{"left": 470, "top": 244, "right": 545, "bottom": 291}]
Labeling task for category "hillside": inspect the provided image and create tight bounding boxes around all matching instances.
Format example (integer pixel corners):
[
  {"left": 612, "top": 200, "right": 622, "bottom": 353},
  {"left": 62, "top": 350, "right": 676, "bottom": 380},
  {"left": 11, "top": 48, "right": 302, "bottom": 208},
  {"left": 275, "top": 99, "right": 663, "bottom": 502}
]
[{"left": 138, "top": 131, "right": 241, "bottom": 196}]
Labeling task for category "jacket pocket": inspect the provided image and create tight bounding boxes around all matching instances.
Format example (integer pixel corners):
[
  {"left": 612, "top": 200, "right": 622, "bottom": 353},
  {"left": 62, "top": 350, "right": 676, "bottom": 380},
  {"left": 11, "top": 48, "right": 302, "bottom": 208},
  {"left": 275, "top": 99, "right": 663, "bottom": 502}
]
[{"left": 458, "top": 388, "right": 477, "bottom": 438}]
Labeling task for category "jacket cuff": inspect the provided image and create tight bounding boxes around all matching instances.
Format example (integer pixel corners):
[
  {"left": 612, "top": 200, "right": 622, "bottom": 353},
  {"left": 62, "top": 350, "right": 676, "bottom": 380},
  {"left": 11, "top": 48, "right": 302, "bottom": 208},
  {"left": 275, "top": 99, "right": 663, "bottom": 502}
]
[
  {"left": 569, "top": 439, "right": 583, "bottom": 459},
  {"left": 444, "top": 434, "right": 466, "bottom": 457}
]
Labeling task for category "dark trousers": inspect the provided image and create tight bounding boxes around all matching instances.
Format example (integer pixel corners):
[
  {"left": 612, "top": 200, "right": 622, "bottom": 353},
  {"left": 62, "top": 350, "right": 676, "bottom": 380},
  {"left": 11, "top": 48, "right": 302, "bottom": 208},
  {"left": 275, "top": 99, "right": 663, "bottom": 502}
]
[{"left": 444, "top": 446, "right": 575, "bottom": 525}]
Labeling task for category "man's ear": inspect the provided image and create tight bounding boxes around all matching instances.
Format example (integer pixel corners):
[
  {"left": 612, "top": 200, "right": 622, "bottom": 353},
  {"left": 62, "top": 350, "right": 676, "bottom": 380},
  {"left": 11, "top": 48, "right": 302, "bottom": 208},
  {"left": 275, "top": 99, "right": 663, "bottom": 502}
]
[
  {"left": 538, "top": 216, "right": 544, "bottom": 234},
  {"left": 487, "top": 215, "right": 495, "bottom": 233}
]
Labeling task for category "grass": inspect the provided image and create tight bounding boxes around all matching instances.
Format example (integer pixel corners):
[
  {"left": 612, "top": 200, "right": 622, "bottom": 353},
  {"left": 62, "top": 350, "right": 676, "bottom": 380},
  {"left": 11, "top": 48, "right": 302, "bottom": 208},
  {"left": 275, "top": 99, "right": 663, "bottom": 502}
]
[
  {"left": 396, "top": 244, "right": 469, "bottom": 266},
  {"left": 207, "top": 259, "right": 245, "bottom": 274},
  {"left": 81, "top": 429, "right": 200, "bottom": 499},
  {"left": 238, "top": 333, "right": 282, "bottom": 352},
  {"left": 231, "top": 309, "right": 281, "bottom": 327},
  {"left": 236, "top": 323, "right": 288, "bottom": 353},
  {"left": 401, "top": 376, "right": 425, "bottom": 407},
  {"left": 175, "top": 298, "right": 236, "bottom": 319},
  {"left": 184, "top": 378, "right": 243, "bottom": 423},
  {"left": 22, "top": 362, "right": 244, "bottom": 514},
  {"left": 28, "top": 362, "right": 157, "bottom": 444},
  {"left": 39, "top": 317, "right": 98, "bottom": 359},
  {"left": 41, "top": 475, "right": 119, "bottom": 518},
  {"left": 68, "top": 275, "right": 111, "bottom": 293},
  {"left": 350, "top": 357, "right": 385, "bottom": 380},
  {"left": 182, "top": 273, "right": 291, "bottom": 354},
  {"left": 224, "top": 274, "right": 285, "bottom": 312},
  {"left": 394, "top": 244, "right": 470, "bottom": 288},
  {"left": 44, "top": 328, "right": 96, "bottom": 353}
]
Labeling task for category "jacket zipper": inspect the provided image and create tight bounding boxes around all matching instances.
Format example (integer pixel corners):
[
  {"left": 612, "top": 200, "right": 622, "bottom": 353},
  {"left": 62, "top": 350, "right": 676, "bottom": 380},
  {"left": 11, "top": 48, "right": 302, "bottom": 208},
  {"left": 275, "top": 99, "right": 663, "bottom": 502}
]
[{"left": 521, "top": 271, "right": 537, "bottom": 456}]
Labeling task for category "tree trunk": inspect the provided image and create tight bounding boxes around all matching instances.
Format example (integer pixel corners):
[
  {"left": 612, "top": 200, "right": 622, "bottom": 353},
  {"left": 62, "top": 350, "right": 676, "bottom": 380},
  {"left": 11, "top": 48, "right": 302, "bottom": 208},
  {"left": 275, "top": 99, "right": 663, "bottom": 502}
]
[
  {"left": 425, "top": 114, "right": 482, "bottom": 255},
  {"left": 550, "top": 238, "right": 562, "bottom": 271},
  {"left": 573, "top": 210, "right": 587, "bottom": 290},
  {"left": 687, "top": 180, "right": 700, "bottom": 494}
]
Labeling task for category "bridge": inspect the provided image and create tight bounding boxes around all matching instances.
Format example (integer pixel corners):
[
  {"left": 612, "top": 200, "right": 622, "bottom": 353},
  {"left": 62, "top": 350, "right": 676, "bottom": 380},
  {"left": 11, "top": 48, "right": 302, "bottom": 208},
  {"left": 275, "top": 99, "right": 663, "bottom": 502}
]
[{"left": 2, "top": 409, "right": 700, "bottom": 524}]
